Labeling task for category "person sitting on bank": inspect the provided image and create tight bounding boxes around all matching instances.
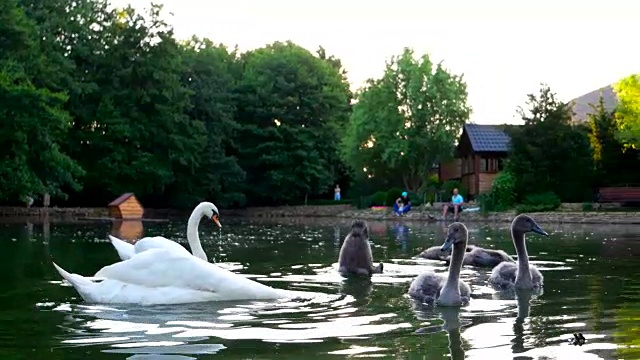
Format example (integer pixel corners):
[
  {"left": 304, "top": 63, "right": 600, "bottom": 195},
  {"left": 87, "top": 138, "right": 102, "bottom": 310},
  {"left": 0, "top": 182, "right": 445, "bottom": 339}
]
[
  {"left": 394, "top": 192, "right": 412, "bottom": 216},
  {"left": 442, "top": 188, "right": 465, "bottom": 220}
]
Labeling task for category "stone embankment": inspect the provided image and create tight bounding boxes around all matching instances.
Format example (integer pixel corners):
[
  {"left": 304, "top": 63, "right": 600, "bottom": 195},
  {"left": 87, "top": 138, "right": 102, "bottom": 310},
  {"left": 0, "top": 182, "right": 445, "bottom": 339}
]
[
  {"left": 0, "top": 206, "right": 107, "bottom": 218},
  {"left": 335, "top": 208, "right": 640, "bottom": 224},
  {"left": 1, "top": 203, "right": 639, "bottom": 224}
]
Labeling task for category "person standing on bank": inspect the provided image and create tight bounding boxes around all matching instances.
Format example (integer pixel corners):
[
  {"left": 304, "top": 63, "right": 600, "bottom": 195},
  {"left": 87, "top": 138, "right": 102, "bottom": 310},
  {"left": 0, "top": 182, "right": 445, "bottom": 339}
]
[
  {"left": 442, "top": 188, "right": 465, "bottom": 221},
  {"left": 394, "top": 191, "right": 412, "bottom": 216},
  {"left": 334, "top": 184, "right": 341, "bottom": 201}
]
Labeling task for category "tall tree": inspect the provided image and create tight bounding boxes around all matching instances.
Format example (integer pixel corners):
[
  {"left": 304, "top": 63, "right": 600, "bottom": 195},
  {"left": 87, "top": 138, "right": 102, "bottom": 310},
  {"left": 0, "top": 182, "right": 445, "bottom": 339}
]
[
  {"left": 340, "top": 48, "right": 471, "bottom": 192},
  {"left": 507, "top": 84, "right": 594, "bottom": 202},
  {"left": 235, "top": 41, "right": 351, "bottom": 205},
  {"left": 613, "top": 73, "right": 640, "bottom": 150},
  {"left": 172, "top": 37, "right": 246, "bottom": 208},
  {"left": 0, "top": 0, "right": 84, "bottom": 202},
  {"left": 58, "top": 4, "right": 203, "bottom": 207},
  {"left": 588, "top": 94, "right": 640, "bottom": 186}
]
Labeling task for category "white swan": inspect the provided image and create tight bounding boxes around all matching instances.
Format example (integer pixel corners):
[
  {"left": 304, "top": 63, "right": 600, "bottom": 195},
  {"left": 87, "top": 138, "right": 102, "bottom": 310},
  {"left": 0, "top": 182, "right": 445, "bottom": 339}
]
[
  {"left": 408, "top": 222, "right": 472, "bottom": 306},
  {"left": 109, "top": 202, "right": 221, "bottom": 261},
  {"left": 488, "top": 214, "right": 549, "bottom": 290},
  {"left": 52, "top": 202, "right": 318, "bottom": 305}
]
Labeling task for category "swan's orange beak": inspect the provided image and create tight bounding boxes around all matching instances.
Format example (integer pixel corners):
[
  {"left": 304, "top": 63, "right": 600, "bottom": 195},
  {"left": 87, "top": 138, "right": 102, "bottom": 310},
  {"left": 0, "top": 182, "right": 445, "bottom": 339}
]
[{"left": 212, "top": 214, "right": 221, "bottom": 228}]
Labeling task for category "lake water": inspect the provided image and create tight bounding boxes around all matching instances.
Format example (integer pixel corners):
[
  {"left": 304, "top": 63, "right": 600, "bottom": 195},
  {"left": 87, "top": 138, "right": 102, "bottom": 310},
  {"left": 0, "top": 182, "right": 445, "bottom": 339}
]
[{"left": 1, "top": 216, "right": 639, "bottom": 359}]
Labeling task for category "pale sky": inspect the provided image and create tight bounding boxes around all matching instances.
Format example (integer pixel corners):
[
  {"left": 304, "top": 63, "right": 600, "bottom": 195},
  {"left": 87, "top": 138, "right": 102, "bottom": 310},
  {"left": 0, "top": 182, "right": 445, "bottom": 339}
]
[{"left": 118, "top": 0, "right": 639, "bottom": 124}]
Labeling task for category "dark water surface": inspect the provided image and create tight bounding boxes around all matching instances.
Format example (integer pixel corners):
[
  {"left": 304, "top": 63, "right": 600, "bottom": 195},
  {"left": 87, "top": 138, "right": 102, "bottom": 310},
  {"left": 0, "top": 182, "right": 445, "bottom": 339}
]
[{"left": 1, "top": 216, "right": 639, "bottom": 359}]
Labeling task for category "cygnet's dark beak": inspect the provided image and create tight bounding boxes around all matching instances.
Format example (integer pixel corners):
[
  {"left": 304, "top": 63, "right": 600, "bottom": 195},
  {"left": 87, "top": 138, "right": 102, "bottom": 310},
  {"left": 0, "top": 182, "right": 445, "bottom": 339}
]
[
  {"left": 531, "top": 224, "right": 548, "bottom": 236},
  {"left": 441, "top": 233, "right": 455, "bottom": 251},
  {"left": 212, "top": 214, "right": 221, "bottom": 228}
]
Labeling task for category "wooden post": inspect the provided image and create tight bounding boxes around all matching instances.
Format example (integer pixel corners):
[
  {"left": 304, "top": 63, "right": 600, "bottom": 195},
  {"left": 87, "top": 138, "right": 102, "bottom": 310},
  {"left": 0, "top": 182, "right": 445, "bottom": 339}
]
[
  {"left": 43, "top": 212, "right": 50, "bottom": 242},
  {"left": 43, "top": 193, "right": 50, "bottom": 208}
]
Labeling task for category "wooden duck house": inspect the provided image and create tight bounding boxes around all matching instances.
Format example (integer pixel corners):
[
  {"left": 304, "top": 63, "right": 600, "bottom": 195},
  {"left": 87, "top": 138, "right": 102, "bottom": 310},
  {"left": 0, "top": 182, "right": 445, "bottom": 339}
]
[{"left": 108, "top": 193, "right": 144, "bottom": 220}]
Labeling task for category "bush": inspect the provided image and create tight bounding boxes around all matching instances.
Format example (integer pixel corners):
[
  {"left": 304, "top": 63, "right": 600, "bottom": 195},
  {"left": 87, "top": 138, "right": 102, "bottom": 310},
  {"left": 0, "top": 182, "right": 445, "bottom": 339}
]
[
  {"left": 582, "top": 202, "right": 594, "bottom": 211},
  {"left": 515, "top": 192, "right": 561, "bottom": 213},
  {"left": 355, "top": 195, "right": 372, "bottom": 209},
  {"left": 425, "top": 192, "right": 436, "bottom": 205},
  {"left": 419, "top": 175, "right": 440, "bottom": 205},
  {"left": 370, "top": 191, "right": 387, "bottom": 206},
  {"left": 385, "top": 187, "right": 403, "bottom": 206},
  {"left": 441, "top": 180, "right": 467, "bottom": 200},
  {"left": 408, "top": 191, "right": 423, "bottom": 206},
  {"left": 478, "top": 171, "right": 516, "bottom": 211}
]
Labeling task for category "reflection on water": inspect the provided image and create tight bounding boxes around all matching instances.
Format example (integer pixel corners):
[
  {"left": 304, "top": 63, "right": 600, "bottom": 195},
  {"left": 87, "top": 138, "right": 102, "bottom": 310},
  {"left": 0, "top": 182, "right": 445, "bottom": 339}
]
[
  {"left": 41, "top": 291, "right": 411, "bottom": 356},
  {"left": 391, "top": 221, "right": 409, "bottom": 252},
  {"left": 111, "top": 220, "right": 144, "bottom": 242},
  {"left": 0, "top": 217, "right": 640, "bottom": 358}
]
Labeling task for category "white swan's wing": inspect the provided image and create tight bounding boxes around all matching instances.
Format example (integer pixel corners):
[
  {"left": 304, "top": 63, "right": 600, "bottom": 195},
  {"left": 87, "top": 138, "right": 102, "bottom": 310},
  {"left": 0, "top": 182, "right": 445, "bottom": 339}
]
[
  {"left": 108, "top": 235, "right": 191, "bottom": 260},
  {"left": 94, "top": 249, "right": 288, "bottom": 300},
  {"left": 133, "top": 236, "right": 190, "bottom": 256},
  {"left": 54, "top": 261, "right": 250, "bottom": 305},
  {"left": 108, "top": 235, "right": 136, "bottom": 260}
]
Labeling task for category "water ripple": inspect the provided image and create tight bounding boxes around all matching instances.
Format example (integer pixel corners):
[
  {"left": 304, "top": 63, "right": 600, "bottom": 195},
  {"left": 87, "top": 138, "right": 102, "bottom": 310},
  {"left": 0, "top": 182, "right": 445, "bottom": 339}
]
[{"left": 10, "top": 218, "right": 640, "bottom": 359}]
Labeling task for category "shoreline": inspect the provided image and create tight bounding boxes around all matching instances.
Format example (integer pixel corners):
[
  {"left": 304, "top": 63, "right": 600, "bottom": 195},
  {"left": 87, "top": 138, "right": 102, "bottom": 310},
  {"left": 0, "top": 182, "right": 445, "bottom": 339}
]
[{"left": 1, "top": 204, "right": 640, "bottom": 225}]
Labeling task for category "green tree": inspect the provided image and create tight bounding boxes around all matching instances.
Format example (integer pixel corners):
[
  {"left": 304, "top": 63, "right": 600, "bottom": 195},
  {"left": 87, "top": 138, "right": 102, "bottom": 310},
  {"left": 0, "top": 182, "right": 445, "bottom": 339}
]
[
  {"left": 507, "top": 84, "right": 594, "bottom": 202},
  {"left": 316, "top": 46, "right": 354, "bottom": 196},
  {"left": 235, "top": 41, "right": 352, "bottom": 205},
  {"left": 173, "top": 37, "right": 246, "bottom": 207},
  {"left": 57, "top": 4, "right": 204, "bottom": 207},
  {"left": 613, "top": 73, "right": 640, "bottom": 149},
  {"left": 588, "top": 94, "right": 640, "bottom": 186},
  {"left": 0, "top": 0, "right": 84, "bottom": 201},
  {"left": 340, "top": 48, "right": 471, "bottom": 192}
]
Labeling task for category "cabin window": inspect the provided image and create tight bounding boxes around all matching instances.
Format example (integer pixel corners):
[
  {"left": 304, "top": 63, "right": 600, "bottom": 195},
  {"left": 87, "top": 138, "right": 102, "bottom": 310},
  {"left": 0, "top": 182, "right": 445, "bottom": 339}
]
[{"left": 480, "top": 157, "right": 502, "bottom": 173}]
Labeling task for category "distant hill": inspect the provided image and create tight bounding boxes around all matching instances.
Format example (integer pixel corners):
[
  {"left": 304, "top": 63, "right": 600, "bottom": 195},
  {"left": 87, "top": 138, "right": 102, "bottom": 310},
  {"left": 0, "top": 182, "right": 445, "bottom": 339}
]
[{"left": 568, "top": 85, "right": 618, "bottom": 123}]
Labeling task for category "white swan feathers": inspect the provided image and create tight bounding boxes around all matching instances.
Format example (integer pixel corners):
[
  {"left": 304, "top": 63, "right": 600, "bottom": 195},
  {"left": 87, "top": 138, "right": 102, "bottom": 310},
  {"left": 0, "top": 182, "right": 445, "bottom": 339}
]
[
  {"left": 52, "top": 202, "right": 315, "bottom": 305},
  {"left": 109, "top": 202, "right": 221, "bottom": 262}
]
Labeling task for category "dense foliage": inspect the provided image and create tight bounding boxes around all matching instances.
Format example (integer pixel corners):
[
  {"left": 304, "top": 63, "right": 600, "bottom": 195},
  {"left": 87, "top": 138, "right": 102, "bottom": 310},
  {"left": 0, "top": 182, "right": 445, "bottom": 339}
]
[
  {"left": 614, "top": 74, "right": 640, "bottom": 149},
  {"left": 0, "top": 1, "right": 351, "bottom": 208},
  {"left": 340, "top": 48, "right": 471, "bottom": 193},
  {"left": 480, "top": 84, "right": 640, "bottom": 212},
  {"left": 505, "top": 85, "right": 595, "bottom": 203},
  {"left": 477, "top": 171, "right": 516, "bottom": 212},
  {"left": 2, "top": 0, "right": 637, "bottom": 210},
  {"left": 588, "top": 94, "right": 640, "bottom": 187}
]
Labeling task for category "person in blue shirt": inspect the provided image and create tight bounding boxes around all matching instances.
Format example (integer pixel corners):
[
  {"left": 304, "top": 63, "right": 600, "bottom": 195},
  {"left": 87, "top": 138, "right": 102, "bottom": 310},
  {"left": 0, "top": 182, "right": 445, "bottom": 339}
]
[
  {"left": 442, "top": 188, "right": 465, "bottom": 220},
  {"left": 394, "top": 191, "right": 412, "bottom": 216}
]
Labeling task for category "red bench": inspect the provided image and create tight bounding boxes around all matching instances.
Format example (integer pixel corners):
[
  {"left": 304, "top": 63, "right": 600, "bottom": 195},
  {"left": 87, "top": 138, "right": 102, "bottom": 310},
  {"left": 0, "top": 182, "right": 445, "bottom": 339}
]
[{"left": 597, "top": 187, "right": 640, "bottom": 203}]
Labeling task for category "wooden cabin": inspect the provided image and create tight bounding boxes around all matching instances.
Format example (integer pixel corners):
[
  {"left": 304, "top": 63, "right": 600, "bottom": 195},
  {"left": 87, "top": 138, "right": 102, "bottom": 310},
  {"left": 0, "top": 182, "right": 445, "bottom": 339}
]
[
  {"left": 108, "top": 193, "right": 144, "bottom": 220},
  {"left": 111, "top": 220, "right": 144, "bottom": 242},
  {"left": 438, "top": 124, "right": 511, "bottom": 199}
]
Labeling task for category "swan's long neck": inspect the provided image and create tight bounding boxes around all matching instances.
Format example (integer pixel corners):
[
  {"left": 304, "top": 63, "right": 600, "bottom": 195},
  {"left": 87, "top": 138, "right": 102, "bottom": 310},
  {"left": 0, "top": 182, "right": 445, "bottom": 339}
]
[
  {"left": 186, "top": 207, "right": 208, "bottom": 262},
  {"left": 445, "top": 239, "right": 466, "bottom": 289},
  {"left": 512, "top": 228, "right": 531, "bottom": 281}
]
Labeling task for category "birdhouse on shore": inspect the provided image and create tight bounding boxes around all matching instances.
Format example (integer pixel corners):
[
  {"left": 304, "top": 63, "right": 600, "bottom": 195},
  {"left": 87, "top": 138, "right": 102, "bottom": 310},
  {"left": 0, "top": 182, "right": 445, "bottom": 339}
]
[{"left": 108, "top": 193, "right": 144, "bottom": 220}]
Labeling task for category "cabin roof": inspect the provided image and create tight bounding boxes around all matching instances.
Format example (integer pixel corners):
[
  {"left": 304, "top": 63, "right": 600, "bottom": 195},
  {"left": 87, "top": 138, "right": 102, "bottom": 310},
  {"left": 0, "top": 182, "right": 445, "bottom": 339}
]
[
  {"left": 108, "top": 193, "right": 136, "bottom": 206},
  {"left": 463, "top": 124, "right": 511, "bottom": 153}
]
